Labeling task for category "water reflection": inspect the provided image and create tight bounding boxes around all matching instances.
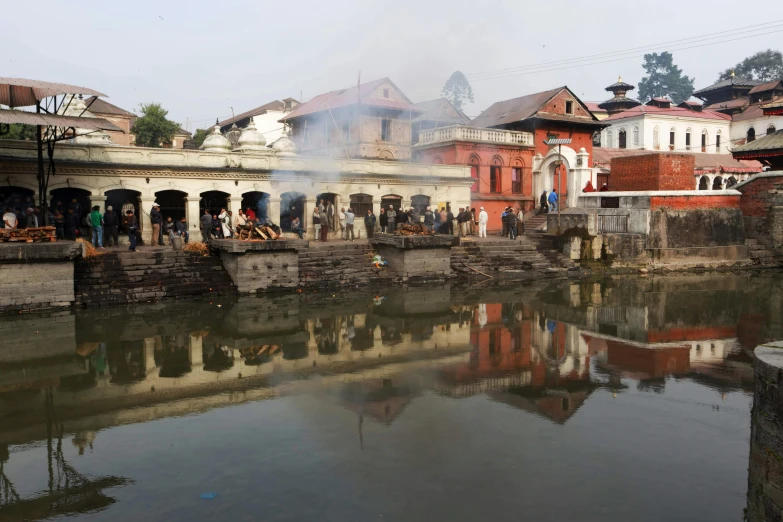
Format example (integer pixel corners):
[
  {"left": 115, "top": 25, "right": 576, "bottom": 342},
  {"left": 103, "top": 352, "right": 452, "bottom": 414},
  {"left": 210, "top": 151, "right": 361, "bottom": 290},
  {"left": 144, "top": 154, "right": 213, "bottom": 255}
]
[{"left": 0, "top": 272, "right": 781, "bottom": 520}]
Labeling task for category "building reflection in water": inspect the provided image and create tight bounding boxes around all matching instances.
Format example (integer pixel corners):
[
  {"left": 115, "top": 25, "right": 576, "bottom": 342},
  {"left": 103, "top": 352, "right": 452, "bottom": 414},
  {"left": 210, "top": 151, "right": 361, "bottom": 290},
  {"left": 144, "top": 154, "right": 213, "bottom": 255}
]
[{"left": 0, "top": 273, "right": 781, "bottom": 519}]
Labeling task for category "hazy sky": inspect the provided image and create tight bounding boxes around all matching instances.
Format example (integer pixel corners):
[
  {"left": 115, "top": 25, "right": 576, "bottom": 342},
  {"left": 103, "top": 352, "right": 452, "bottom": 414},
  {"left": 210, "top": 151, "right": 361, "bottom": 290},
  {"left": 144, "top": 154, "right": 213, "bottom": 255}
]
[{"left": 4, "top": 0, "right": 783, "bottom": 131}]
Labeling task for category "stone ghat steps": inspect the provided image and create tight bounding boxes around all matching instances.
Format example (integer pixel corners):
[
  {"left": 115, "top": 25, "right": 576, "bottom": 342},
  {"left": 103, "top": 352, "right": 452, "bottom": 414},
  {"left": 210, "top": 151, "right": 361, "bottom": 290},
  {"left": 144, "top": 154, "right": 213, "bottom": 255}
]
[
  {"left": 298, "top": 243, "right": 390, "bottom": 287},
  {"left": 451, "top": 238, "right": 553, "bottom": 273},
  {"left": 524, "top": 213, "right": 548, "bottom": 233},
  {"left": 746, "top": 238, "right": 783, "bottom": 265},
  {"left": 75, "top": 251, "right": 236, "bottom": 306}
]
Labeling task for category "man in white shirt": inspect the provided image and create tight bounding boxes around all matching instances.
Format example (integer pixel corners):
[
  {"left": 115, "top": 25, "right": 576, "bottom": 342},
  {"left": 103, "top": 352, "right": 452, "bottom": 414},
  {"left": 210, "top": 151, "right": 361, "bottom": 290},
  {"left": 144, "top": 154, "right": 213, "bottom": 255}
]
[
  {"left": 478, "top": 207, "right": 488, "bottom": 238},
  {"left": 3, "top": 208, "right": 17, "bottom": 229}
]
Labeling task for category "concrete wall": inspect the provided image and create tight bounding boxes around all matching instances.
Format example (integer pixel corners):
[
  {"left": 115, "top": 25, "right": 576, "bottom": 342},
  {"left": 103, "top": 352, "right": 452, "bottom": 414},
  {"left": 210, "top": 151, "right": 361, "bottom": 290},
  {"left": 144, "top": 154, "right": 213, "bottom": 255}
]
[
  {"left": 376, "top": 245, "right": 452, "bottom": 281},
  {"left": 647, "top": 207, "right": 746, "bottom": 249},
  {"left": 748, "top": 342, "right": 783, "bottom": 522},
  {"left": 0, "top": 262, "right": 74, "bottom": 312},
  {"left": 221, "top": 250, "right": 299, "bottom": 293}
]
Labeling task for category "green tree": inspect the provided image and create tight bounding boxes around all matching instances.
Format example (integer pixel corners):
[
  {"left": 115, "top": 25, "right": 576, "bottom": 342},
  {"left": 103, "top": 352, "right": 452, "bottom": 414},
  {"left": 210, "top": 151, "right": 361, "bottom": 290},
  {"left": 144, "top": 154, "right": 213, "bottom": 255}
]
[
  {"left": 131, "top": 103, "right": 180, "bottom": 148},
  {"left": 193, "top": 128, "right": 209, "bottom": 148},
  {"left": 441, "top": 71, "right": 474, "bottom": 112},
  {"left": 638, "top": 52, "right": 695, "bottom": 104},
  {"left": 717, "top": 49, "right": 783, "bottom": 82},
  {"left": 0, "top": 123, "right": 36, "bottom": 140}
]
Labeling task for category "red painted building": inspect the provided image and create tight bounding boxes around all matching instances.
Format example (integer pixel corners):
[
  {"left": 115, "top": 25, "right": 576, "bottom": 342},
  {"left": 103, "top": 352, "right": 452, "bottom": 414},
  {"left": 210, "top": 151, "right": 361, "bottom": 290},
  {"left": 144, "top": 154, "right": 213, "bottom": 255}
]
[{"left": 415, "top": 87, "right": 604, "bottom": 227}]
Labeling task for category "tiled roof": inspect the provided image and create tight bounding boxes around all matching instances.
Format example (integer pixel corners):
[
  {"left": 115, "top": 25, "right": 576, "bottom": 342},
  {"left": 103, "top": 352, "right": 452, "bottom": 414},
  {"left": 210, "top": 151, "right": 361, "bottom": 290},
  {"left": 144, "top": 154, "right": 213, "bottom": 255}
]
[
  {"left": 731, "top": 95, "right": 783, "bottom": 122},
  {"left": 594, "top": 147, "right": 763, "bottom": 173},
  {"left": 218, "top": 100, "right": 286, "bottom": 128},
  {"left": 413, "top": 98, "right": 471, "bottom": 125},
  {"left": 175, "top": 127, "right": 192, "bottom": 136},
  {"left": 694, "top": 77, "right": 762, "bottom": 96},
  {"left": 603, "top": 105, "right": 731, "bottom": 122},
  {"left": 470, "top": 86, "right": 567, "bottom": 128},
  {"left": 705, "top": 98, "right": 748, "bottom": 111},
  {"left": 605, "top": 81, "right": 635, "bottom": 91},
  {"left": 84, "top": 96, "right": 135, "bottom": 117},
  {"left": 281, "top": 78, "right": 419, "bottom": 121},
  {"left": 584, "top": 102, "right": 607, "bottom": 114},
  {"left": 748, "top": 80, "right": 783, "bottom": 95},
  {"left": 732, "top": 129, "right": 783, "bottom": 154},
  {"left": 678, "top": 100, "right": 703, "bottom": 108}
]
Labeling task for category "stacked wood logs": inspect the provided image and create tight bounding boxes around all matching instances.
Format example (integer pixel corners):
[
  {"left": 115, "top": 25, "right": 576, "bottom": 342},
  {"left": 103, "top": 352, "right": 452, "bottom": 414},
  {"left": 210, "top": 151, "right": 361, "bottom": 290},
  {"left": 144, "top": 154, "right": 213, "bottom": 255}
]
[
  {"left": 235, "top": 223, "right": 280, "bottom": 241},
  {"left": 0, "top": 227, "right": 57, "bottom": 243},
  {"left": 395, "top": 223, "right": 435, "bottom": 236}
]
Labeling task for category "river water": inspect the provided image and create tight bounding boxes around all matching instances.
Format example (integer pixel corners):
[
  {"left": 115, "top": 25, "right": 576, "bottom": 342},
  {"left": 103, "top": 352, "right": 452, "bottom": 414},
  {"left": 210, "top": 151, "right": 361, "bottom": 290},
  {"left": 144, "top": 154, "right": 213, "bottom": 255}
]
[{"left": 1, "top": 272, "right": 782, "bottom": 521}]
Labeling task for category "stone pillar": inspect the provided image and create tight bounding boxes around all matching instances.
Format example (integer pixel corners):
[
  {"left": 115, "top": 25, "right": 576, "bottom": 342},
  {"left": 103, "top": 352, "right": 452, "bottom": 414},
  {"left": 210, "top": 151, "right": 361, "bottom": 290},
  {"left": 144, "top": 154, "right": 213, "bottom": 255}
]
[
  {"left": 185, "top": 197, "right": 201, "bottom": 238},
  {"left": 568, "top": 148, "right": 591, "bottom": 208},
  {"left": 268, "top": 198, "right": 281, "bottom": 228},
  {"left": 89, "top": 195, "right": 107, "bottom": 213},
  {"left": 226, "top": 196, "right": 239, "bottom": 213},
  {"left": 139, "top": 196, "right": 155, "bottom": 244},
  {"left": 305, "top": 197, "right": 316, "bottom": 239},
  {"left": 372, "top": 199, "right": 381, "bottom": 232}
]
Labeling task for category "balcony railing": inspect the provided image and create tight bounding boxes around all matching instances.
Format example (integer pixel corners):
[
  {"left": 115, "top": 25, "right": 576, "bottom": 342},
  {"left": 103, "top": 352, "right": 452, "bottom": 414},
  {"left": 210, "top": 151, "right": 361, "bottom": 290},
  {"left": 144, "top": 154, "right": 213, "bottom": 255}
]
[{"left": 416, "top": 125, "right": 534, "bottom": 147}]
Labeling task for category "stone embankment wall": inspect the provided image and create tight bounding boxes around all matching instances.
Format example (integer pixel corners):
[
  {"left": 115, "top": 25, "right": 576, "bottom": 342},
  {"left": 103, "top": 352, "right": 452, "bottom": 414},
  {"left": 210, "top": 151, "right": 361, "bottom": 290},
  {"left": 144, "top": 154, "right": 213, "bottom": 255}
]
[
  {"left": 0, "top": 243, "right": 82, "bottom": 313},
  {"left": 298, "top": 242, "right": 390, "bottom": 289},
  {"left": 75, "top": 250, "right": 236, "bottom": 307},
  {"left": 737, "top": 173, "right": 783, "bottom": 265},
  {"left": 748, "top": 342, "right": 783, "bottom": 522}
]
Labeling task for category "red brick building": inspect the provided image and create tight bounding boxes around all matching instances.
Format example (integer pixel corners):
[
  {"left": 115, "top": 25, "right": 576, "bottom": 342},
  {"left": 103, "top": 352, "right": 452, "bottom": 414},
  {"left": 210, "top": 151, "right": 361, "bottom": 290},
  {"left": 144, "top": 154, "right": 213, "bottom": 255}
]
[{"left": 414, "top": 87, "right": 603, "bottom": 227}]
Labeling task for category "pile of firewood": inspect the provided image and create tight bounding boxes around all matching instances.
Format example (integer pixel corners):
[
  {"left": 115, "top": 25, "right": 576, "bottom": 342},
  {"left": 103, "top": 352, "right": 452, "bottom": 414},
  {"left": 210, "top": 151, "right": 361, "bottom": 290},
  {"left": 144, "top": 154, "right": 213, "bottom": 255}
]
[
  {"left": 235, "top": 223, "right": 280, "bottom": 241},
  {"left": 395, "top": 223, "right": 434, "bottom": 236},
  {"left": 0, "top": 226, "right": 57, "bottom": 243}
]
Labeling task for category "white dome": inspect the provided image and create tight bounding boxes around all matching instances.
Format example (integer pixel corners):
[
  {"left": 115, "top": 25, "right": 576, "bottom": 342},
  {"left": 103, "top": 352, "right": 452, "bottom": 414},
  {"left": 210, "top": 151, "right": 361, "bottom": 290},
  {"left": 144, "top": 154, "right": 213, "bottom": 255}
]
[
  {"left": 59, "top": 94, "right": 115, "bottom": 146},
  {"left": 235, "top": 118, "right": 266, "bottom": 150},
  {"left": 200, "top": 122, "right": 232, "bottom": 152},
  {"left": 271, "top": 125, "right": 296, "bottom": 156}
]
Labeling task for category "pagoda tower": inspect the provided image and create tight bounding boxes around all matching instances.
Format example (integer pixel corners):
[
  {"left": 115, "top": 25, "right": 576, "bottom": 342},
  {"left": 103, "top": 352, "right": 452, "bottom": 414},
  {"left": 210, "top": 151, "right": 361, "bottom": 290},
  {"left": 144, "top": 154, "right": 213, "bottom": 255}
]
[{"left": 598, "top": 76, "right": 641, "bottom": 115}]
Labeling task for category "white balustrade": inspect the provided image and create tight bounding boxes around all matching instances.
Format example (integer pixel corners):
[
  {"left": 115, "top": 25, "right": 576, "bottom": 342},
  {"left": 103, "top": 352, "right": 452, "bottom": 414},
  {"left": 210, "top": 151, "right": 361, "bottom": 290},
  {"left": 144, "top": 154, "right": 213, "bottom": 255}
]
[{"left": 416, "top": 125, "right": 533, "bottom": 146}]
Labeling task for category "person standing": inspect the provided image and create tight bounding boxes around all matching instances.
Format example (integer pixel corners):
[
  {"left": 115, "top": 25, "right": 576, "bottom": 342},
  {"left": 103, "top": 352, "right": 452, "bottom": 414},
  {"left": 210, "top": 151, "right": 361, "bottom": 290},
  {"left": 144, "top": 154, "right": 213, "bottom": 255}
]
[
  {"left": 200, "top": 209, "right": 212, "bottom": 243},
  {"left": 386, "top": 206, "right": 396, "bottom": 233},
  {"left": 539, "top": 191, "right": 549, "bottom": 214},
  {"left": 65, "top": 208, "right": 78, "bottom": 240},
  {"left": 501, "top": 207, "right": 509, "bottom": 237},
  {"left": 88, "top": 205, "right": 104, "bottom": 248},
  {"left": 517, "top": 207, "right": 525, "bottom": 237},
  {"left": 319, "top": 205, "right": 329, "bottom": 242},
  {"left": 344, "top": 208, "right": 355, "bottom": 241},
  {"left": 424, "top": 206, "right": 434, "bottom": 232},
  {"left": 364, "top": 208, "right": 376, "bottom": 239},
  {"left": 233, "top": 209, "right": 247, "bottom": 234},
  {"left": 312, "top": 206, "right": 321, "bottom": 241},
  {"left": 69, "top": 198, "right": 82, "bottom": 224},
  {"left": 327, "top": 200, "right": 336, "bottom": 230},
  {"left": 3, "top": 207, "right": 17, "bottom": 229},
  {"left": 478, "top": 206, "right": 488, "bottom": 238},
  {"left": 217, "top": 208, "right": 230, "bottom": 239},
  {"left": 150, "top": 204, "right": 163, "bottom": 246},
  {"left": 175, "top": 216, "right": 189, "bottom": 243},
  {"left": 506, "top": 207, "right": 518, "bottom": 240},
  {"left": 245, "top": 207, "right": 256, "bottom": 222},
  {"left": 339, "top": 207, "right": 346, "bottom": 239},
  {"left": 53, "top": 210, "right": 64, "bottom": 239},
  {"left": 447, "top": 206, "right": 455, "bottom": 235},
  {"left": 548, "top": 189, "right": 559, "bottom": 213},
  {"left": 26, "top": 208, "right": 39, "bottom": 228},
  {"left": 103, "top": 205, "right": 119, "bottom": 247},
  {"left": 123, "top": 209, "right": 137, "bottom": 252},
  {"left": 379, "top": 208, "right": 388, "bottom": 233}
]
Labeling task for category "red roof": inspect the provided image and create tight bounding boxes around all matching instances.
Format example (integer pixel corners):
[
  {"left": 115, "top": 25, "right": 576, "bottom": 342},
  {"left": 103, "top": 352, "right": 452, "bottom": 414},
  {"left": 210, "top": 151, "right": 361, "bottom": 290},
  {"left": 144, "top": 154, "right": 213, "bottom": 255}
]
[
  {"left": 705, "top": 98, "right": 748, "bottom": 111},
  {"left": 603, "top": 105, "right": 731, "bottom": 122},
  {"left": 280, "top": 78, "right": 419, "bottom": 121},
  {"left": 748, "top": 80, "right": 783, "bottom": 95},
  {"left": 585, "top": 102, "right": 607, "bottom": 114}
]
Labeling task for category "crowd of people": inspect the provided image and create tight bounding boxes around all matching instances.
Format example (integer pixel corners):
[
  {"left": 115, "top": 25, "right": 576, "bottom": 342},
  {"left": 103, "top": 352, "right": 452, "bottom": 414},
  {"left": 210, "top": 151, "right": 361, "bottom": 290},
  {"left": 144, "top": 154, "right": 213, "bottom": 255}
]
[{"left": 198, "top": 206, "right": 282, "bottom": 243}]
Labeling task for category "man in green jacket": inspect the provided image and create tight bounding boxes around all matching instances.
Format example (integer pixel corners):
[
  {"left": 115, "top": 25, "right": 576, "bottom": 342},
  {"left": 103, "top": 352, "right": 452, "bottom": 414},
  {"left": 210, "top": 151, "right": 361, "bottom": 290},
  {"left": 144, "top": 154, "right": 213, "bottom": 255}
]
[{"left": 89, "top": 206, "right": 103, "bottom": 248}]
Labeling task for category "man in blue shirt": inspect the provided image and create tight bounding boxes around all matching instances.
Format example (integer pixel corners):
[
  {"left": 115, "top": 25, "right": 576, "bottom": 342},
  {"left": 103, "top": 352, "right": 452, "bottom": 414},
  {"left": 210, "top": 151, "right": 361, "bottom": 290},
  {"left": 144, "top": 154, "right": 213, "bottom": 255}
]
[{"left": 548, "top": 189, "right": 559, "bottom": 212}]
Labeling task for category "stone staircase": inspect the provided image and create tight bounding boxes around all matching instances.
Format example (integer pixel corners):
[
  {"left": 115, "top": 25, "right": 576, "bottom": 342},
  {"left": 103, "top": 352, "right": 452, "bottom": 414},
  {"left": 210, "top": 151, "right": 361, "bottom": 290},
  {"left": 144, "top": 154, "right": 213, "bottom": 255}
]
[
  {"left": 298, "top": 242, "right": 390, "bottom": 288},
  {"left": 75, "top": 250, "right": 236, "bottom": 307},
  {"left": 451, "top": 237, "right": 554, "bottom": 275},
  {"left": 524, "top": 212, "right": 548, "bottom": 234},
  {"left": 747, "top": 238, "right": 783, "bottom": 266}
]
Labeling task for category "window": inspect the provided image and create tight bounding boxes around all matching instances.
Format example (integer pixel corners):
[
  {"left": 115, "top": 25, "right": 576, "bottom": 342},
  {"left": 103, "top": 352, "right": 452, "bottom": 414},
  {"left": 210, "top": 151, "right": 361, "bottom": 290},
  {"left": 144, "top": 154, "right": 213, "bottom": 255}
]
[
  {"left": 685, "top": 129, "right": 691, "bottom": 151},
  {"left": 769, "top": 124, "right": 777, "bottom": 136},
  {"left": 716, "top": 131, "right": 722, "bottom": 152},
  {"left": 383, "top": 88, "right": 390, "bottom": 98},
  {"left": 618, "top": 129, "right": 627, "bottom": 149},
  {"left": 592, "top": 130, "right": 601, "bottom": 147},
  {"left": 701, "top": 130, "right": 707, "bottom": 152},
  {"left": 633, "top": 126, "right": 639, "bottom": 147},
  {"left": 468, "top": 156, "right": 480, "bottom": 193},
  {"left": 607, "top": 130, "right": 613, "bottom": 148},
  {"left": 669, "top": 128, "right": 676, "bottom": 150},
  {"left": 747, "top": 127, "right": 756, "bottom": 142},
  {"left": 653, "top": 125, "right": 660, "bottom": 150},
  {"left": 511, "top": 167, "right": 522, "bottom": 194},
  {"left": 381, "top": 118, "right": 392, "bottom": 141},
  {"left": 490, "top": 166, "right": 501, "bottom": 193},
  {"left": 565, "top": 100, "right": 574, "bottom": 114}
]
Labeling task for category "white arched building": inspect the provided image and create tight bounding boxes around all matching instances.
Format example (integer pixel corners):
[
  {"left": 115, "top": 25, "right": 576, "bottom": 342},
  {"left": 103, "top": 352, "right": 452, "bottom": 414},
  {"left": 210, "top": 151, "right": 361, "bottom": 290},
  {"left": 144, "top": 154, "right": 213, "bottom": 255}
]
[{"left": 598, "top": 98, "right": 732, "bottom": 154}]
